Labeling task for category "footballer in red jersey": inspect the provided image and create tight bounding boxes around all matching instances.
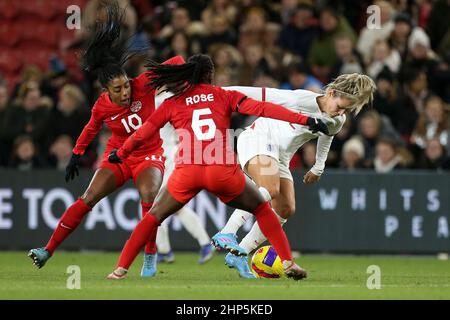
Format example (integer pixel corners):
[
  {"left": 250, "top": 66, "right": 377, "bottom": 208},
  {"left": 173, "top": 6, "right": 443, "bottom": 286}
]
[
  {"left": 28, "top": 4, "right": 182, "bottom": 277},
  {"left": 106, "top": 54, "right": 329, "bottom": 280}
]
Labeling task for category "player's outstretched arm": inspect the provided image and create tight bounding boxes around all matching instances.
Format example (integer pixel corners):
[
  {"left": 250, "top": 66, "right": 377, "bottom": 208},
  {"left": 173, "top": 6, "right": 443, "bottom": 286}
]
[
  {"left": 113, "top": 103, "right": 171, "bottom": 161},
  {"left": 72, "top": 112, "right": 103, "bottom": 156},
  {"left": 237, "top": 97, "right": 330, "bottom": 135},
  {"left": 66, "top": 109, "right": 103, "bottom": 182},
  {"left": 303, "top": 134, "right": 334, "bottom": 184}
]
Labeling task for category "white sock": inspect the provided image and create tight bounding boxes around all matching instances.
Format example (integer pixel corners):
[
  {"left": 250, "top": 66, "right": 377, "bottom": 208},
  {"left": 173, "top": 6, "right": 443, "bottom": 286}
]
[
  {"left": 176, "top": 206, "right": 210, "bottom": 247},
  {"left": 221, "top": 186, "right": 272, "bottom": 234},
  {"left": 156, "top": 219, "right": 171, "bottom": 254},
  {"left": 239, "top": 211, "right": 287, "bottom": 254},
  {"left": 221, "top": 209, "right": 252, "bottom": 234}
]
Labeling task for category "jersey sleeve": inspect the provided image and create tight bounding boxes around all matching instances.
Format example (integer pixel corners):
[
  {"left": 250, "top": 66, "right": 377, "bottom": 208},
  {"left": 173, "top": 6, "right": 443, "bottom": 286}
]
[
  {"left": 223, "top": 86, "right": 264, "bottom": 101},
  {"left": 117, "top": 100, "right": 172, "bottom": 159},
  {"left": 231, "top": 92, "right": 310, "bottom": 125},
  {"left": 310, "top": 134, "right": 334, "bottom": 176},
  {"left": 72, "top": 104, "right": 103, "bottom": 155},
  {"left": 162, "top": 55, "right": 185, "bottom": 65}
]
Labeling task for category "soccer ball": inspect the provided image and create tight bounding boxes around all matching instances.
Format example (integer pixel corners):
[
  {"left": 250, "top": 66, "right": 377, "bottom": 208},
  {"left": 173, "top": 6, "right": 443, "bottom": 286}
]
[{"left": 251, "top": 245, "right": 284, "bottom": 278}]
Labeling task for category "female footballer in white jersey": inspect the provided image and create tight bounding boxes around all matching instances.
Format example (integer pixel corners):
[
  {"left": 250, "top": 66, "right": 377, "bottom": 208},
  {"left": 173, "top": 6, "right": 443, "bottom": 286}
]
[{"left": 216, "top": 73, "right": 376, "bottom": 278}]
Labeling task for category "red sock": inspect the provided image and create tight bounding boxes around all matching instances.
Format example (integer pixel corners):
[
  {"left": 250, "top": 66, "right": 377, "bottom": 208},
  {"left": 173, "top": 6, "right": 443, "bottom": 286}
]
[
  {"left": 141, "top": 202, "right": 157, "bottom": 254},
  {"left": 117, "top": 213, "right": 160, "bottom": 270},
  {"left": 253, "top": 201, "right": 292, "bottom": 261},
  {"left": 45, "top": 198, "right": 92, "bottom": 255}
]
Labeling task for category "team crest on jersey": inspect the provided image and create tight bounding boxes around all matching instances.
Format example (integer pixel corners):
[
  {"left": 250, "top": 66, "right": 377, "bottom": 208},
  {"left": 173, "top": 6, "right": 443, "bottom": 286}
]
[{"left": 130, "top": 101, "right": 142, "bottom": 113}]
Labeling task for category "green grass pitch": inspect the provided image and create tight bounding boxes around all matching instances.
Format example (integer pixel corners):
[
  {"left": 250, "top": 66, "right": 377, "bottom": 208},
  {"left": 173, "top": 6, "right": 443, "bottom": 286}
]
[{"left": 0, "top": 251, "right": 449, "bottom": 299}]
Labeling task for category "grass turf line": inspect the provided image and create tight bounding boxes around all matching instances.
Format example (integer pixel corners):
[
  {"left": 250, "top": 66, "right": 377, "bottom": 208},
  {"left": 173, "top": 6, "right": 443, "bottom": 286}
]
[{"left": 0, "top": 252, "right": 449, "bottom": 299}]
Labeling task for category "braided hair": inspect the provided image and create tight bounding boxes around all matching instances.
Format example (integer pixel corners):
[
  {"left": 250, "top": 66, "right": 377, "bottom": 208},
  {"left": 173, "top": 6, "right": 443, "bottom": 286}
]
[
  {"left": 145, "top": 54, "right": 215, "bottom": 97},
  {"left": 81, "top": 1, "right": 132, "bottom": 87}
]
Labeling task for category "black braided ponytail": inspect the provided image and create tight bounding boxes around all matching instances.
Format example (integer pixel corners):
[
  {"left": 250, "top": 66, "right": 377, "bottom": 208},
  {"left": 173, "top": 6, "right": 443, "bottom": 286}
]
[
  {"left": 144, "top": 54, "right": 214, "bottom": 97},
  {"left": 81, "top": 1, "right": 132, "bottom": 87}
]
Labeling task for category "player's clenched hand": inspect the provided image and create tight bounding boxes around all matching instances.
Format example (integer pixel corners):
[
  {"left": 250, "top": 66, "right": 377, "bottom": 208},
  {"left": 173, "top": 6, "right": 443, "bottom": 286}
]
[
  {"left": 108, "top": 149, "right": 122, "bottom": 164},
  {"left": 65, "top": 153, "right": 81, "bottom": 182},
  {"left": 303, "top": 171, "right": 321, "bottom": 184},
  {"left": 306, "top": 117, "right": 329, "bottom": 135}
]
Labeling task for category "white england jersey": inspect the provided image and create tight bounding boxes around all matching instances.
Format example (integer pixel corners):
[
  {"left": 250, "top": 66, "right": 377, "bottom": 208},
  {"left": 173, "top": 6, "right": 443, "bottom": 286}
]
[
  {"left": 225, "top": 86, "right": 346, "bottom": 176},
  {"left": 155, "top": 91, "right": 178, "bottom": 154},
  {"left": 155, "top": 92, "right": 178, "bottom": 180}
]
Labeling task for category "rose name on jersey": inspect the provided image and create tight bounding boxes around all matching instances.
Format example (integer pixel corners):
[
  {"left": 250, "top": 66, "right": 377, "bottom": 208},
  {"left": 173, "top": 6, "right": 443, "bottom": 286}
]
[{"left": 186, "top": 94, "right": 214, "bottom": 106}]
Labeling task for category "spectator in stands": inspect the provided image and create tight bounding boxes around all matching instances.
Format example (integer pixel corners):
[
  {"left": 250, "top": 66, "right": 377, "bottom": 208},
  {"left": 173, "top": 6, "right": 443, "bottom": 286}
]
[
  {"left": 357, "top": 0, "right": 396, "bottom": 65},
  {"left": 210, "top": 44, "right": 243, "bottom": 72},
  {"left": 45, "top": 56, "right": 71, "bottom": 107},
  {"left": 307, "top": 6, "right": 357, "bottom": 82},
  {"left": 48, "top": 84, "right": 89, "bottom": 148},
  {"left": 76, "top": 0, "right": 137, "bottom": 44},
  {"left": 417, "top": 137, "right": 450, "bottom": 170},
  {"left": 9, "top": 135, "right": 46, "bottom": 170},
  {"left": 280, "top": 63, "right": 323, "bottom": 92},
  {"left": 370, "top": 67, "right": 399, "bottom": 120},
  {"left": 238, "top": 44, "right": 271, "bottom": 86},
  {"left": 159, "top": 31, "right": 193, "bottom": 62},
  {"left": 425, "top": 0, "right": 450, "bottom": 51},
  {"left": 48, "top": 135, "right": 73, "bottom": 170},
  {"left": 157, "top": 7, "right": 205, "bottom": 46},
  {"left": 262, "top": 22, "right": 286, "bottom": 78},
  {"left": 237, "top": 7, "right": 268, "bottom": 52},
  {"left": 214, "top": 69, "right": 234, "bottom": 87},
  {"left": 340, "top": 137, "right": 365, "bottom": 170},
  {"left": 278, "top": 4, "right": 318, "bottom": 61},
  {"left": 328, "top": 118, "right": 356, "bottom": 168},
  {"left": 11, "top": 65, "right": 51, "bottom": 101},
  {"left": 373, "top": 138, "right": 409, "bottom": 173},
  {"left": 201, "top": 0, "right": 238, "bottom": 31},
  {"left": 201, "top": 14, "right": 237, "bottom": 52},
  {"left": 411, "top": 95, "right": 449, "bottom": 151},
  {"left": 397, "top": 67, "right": 432, "bottom": 137},
  {"left": 253, "top": 73, "right": 279, "bottom": 88},
  {"left": 94, "top": 128, "right": 112, "bottom": 169},
  {"left": 0, "top": 81, "right": 11, "bottom": 166},
  {"left": 279, "top": 0, "right": 302, "bottom": 25},
  {"left": 387, "top": 12, "right": 431, "bottom": 60},
  {"left": 300, "top": 141, "right": 317, "bottom": 170},
  {"left": 366, "top": 40, "right": 401, "bottom": 80},
  {"left": 2, "top": 82, "right": 50, "bottom": 155},
  {"left": 356, "top": 110, "right": 402, "bottom": 168},
  {"left": 402, "top": 31, "right": 441, "bottom": 94},
  {"left": 331, "top": 33, "right": 365, "bottom": 77}
]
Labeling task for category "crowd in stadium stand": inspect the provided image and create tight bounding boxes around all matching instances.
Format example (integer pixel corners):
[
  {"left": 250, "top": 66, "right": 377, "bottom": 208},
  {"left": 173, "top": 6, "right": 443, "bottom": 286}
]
[{"left": 0, "top": 0, "right": 449, "bottom": 172}]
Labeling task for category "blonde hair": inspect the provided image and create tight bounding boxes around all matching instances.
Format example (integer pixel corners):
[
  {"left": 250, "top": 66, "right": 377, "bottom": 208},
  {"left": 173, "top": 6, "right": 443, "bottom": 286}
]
[
  {"left": 61, "top": 84, "right": 86, "bottom": 109},
  {"left": 325, "top": 73, "right": 377, "bottom": 115}
]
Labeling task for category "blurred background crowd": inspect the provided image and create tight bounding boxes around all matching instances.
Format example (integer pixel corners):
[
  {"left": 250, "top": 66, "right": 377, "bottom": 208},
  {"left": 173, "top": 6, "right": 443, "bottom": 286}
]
[{"left": 0, "top": 0, "right": 449, "bottom": 173}]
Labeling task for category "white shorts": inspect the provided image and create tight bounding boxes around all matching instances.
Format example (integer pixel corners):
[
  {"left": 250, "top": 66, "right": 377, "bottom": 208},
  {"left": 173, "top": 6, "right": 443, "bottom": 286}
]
[{"left": 237, "top": 129, "right": 293, "bottom": 181}]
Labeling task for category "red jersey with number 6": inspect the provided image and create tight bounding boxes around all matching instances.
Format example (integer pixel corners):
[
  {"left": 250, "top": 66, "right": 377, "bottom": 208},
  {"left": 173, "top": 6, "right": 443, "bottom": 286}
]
[
  {"left": 72, "top": 56, "right": 185, "bottom": 158},
  {"left": 118, "top": 84, "right": 311, "bottom": 166}
]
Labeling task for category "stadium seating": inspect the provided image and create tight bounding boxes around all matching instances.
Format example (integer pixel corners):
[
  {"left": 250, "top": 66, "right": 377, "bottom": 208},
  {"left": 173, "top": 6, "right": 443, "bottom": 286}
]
[{"left": 0, "top": 0, "right": 87, "bottom": 92}]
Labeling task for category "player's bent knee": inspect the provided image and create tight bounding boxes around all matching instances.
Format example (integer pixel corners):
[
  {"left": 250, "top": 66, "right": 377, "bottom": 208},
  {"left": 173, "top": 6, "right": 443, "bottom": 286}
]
[
  {"left": 266, "top": 186, "right": 280, "bottom": 199},
  {"left": 276, "top": 204, "right": 295, "bottom": 219},
  {"left": 80, "top": 190, "right": 101, "bottom": 208},
  {"left": 139, "top": 187, "right": 159, "bottom": 203}
]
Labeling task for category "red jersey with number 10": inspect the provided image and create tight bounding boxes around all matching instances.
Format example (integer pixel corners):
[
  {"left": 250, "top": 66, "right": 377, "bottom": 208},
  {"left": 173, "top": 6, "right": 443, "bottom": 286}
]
[
  {"left": 118, "top": 84, "right": 311, "bottom": 166},
  {"left": 72, "top": 56, "right": 185, "bottom": 158}
]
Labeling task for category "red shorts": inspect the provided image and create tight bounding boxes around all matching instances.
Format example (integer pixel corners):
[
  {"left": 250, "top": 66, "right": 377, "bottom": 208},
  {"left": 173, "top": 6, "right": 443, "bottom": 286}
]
[
  {"left": 167, "top": 164, "right": 246, "bottom": 204},
  {"left": 99, "top": 147, "right": 165, "bottom": 187}
]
